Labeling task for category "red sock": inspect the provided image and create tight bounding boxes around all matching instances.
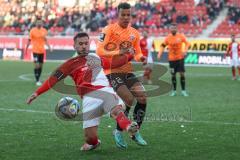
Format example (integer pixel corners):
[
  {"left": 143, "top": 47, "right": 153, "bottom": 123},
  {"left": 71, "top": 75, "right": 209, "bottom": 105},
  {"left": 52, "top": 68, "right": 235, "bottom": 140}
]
[
  {"left": 116, "top": 112, "right": 131, "bottom": 130},
  {"left": 87, "top": 137, "right": 98, "bottom": 146},
  {"left": 232, "top": 67, "right": 236, "bottom": 77}
]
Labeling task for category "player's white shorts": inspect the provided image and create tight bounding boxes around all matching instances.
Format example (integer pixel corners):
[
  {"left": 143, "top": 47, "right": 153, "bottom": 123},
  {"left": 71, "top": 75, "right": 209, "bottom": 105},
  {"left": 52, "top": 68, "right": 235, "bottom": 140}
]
[
  {"left": 82, "top": 86, "right": 124, "bottom": 129},
  {"left": 230, "top": 58, "right": 240, "bottom": 67},
  {"left": 143, "top": 52, "right": 153, "bottom": 69}
]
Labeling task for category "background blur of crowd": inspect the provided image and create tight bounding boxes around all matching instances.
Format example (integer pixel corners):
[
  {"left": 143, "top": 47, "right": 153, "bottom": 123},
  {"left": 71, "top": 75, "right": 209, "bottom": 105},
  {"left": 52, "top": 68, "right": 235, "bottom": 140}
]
[{"left": 0, "top": 0, "right": 239, "bottom": 37}]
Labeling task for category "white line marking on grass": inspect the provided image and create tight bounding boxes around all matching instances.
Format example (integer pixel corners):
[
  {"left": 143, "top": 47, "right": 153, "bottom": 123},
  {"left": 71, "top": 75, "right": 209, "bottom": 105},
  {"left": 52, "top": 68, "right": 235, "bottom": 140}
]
[
  {"left": 18, "top": 73, "right": 50, "bottom": 81},
  {"left": 0, "top": 108, "right": 54, "bottom": 114},
  {"left": 18, "top": 73, "right": 34, "bottom": 81},
  {"left": 0, "top": 80, "right": 25, "bottom": 82},
  {"left": 145, "top": 120, "right": 240, "bottom": 126},
  {"left": 1, "top": 108, "right": 240, "bottom": 126}
]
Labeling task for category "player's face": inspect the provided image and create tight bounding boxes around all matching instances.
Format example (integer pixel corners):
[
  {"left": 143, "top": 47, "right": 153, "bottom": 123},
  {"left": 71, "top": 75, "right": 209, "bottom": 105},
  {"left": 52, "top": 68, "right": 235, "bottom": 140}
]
[
  {"left": 118, "top": 9, "right": 131, "bottom": 28},
  {"left": 231, "top": 35, "right": 235, "bottom": 42},
  {"left": 36, "top": 20, "right": 43, "bottom": 28},
  {"left": 170, "top": 25, "right": 177, "bottom": 35},
  {"left": 74, "top": 36, "right": 90, "bottom": 55},
  {"left": 143, "top": 31, "right": 148, "bottom": 38}
]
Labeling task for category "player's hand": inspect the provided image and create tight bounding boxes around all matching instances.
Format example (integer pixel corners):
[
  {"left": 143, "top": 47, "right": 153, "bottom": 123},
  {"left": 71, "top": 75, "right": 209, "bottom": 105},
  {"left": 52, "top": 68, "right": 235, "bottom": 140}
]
[
  {"left": 26, "top": 93, "right": 38, "bottom": 105},
  {"left": 119, "top": 47, "right": 135, "bottom": 55},
  {"left": 183, "top": 51, "right": 187, "bottom": 57},
  {"left": 140, "top": 56, "right": 147, "bottom": 65},
  {"left": 157, "top": 53, "right": 161, "bottom": 60}
]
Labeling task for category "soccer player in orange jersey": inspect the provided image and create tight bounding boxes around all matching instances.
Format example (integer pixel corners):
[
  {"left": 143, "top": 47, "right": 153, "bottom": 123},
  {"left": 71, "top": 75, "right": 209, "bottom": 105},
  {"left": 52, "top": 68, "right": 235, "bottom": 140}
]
[
  {"left": 96, "top": 3, "right": 147, "bottom": 148},
  {"left": 158, "top": 23, "right": 190, "bottom": 97},
  {"left": 25, "top": 19, "right": 51, "bottom": 86}
]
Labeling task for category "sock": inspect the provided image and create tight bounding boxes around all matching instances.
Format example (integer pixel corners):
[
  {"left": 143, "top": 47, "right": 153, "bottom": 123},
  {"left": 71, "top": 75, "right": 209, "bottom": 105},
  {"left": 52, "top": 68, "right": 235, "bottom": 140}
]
[
  {"left": 34, "top": 68, "right": 39, "bottom": 82},
  {"left": 86, "top": 136, "right": 98, "bottom": 146},
  {"left": 38, "top": 67, "right": 42, "bottom": 79},
  {"left": 172, "top": 76, "right": 177, "bottom": 91},
  {"left": 180, "top": 76, "right": 185, "bottom": 91},
  {"left": 133, "top": 102, "right": 146, "bottom": 128},
  {"left": 232, "top": 67, "right": 236, "bottom": 77},
  {"left": 124, "top": 106, "right": 131, "bottom": 117},
  {"left": 116, "top": 112, "right": 131, "bottom": 130},
  {"left": 116, "top": 106, "right": 131, "bottom": 131}
]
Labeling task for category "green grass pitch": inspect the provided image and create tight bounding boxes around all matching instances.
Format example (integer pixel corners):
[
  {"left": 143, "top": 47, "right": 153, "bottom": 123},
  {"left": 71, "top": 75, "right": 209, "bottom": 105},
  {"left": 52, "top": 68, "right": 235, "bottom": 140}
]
[{"left": 0, "top": 60, "right": 240, "bottom": 160}]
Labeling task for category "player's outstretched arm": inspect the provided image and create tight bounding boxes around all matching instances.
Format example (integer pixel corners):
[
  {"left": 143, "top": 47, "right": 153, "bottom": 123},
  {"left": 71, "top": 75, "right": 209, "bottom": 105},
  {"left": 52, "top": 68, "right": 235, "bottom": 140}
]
[
  {"left": 26, "top": 76, "right": 59, "bottom": 104},
  {"left": 26, "top": 60, "right": 73, "bottom": 105},
  {"left": 101, "top": 53, "right": 134, "bottom": 69}
]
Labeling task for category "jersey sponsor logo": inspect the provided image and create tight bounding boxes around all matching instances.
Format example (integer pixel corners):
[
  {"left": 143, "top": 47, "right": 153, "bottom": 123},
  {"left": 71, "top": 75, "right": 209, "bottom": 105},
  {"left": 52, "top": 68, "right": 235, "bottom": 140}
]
[
  {"left": 99, "top": 33, "right": 106, "bottom": 42},
  {"left": 130, "top": 34, "right": 135, "bottom": 41},
  {"left": 104, "top": 42, "right": 117, "bottom": 51},
  {"left": 119, "top": 41, "right": 132, "bottom": 49}
]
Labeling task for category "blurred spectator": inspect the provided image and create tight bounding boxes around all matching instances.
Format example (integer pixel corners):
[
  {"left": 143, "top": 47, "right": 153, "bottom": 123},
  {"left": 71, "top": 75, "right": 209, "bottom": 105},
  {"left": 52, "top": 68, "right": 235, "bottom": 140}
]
[
  {"left": 176, "top": 11, "right": 189, "bottom": 24},
  {"left": 0, "top": 0, "right": 226, "bottom": 36}
]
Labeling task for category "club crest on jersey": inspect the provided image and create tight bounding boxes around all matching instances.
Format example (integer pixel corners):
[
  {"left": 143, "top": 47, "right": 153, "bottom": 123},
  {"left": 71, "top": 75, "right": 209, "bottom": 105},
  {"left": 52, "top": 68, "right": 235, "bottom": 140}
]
[
  {"left": 130, "top": 34, "right": 135, "bottom": 41},
  {"left": 176, "top": 38, "right": 181, "bottom": 43}
]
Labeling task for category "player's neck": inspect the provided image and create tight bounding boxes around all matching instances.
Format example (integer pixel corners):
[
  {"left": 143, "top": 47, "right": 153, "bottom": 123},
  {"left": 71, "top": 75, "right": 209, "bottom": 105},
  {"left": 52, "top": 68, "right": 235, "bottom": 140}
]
[{"left": 117, "top": 22, "right": 128, "bottom": 29}]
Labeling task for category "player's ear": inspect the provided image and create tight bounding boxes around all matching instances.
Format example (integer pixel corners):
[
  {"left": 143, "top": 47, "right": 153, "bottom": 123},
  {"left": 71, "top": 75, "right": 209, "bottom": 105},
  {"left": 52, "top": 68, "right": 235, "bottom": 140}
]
[{"left": 73, "top": 42, "right": 77, "bottom": 50}]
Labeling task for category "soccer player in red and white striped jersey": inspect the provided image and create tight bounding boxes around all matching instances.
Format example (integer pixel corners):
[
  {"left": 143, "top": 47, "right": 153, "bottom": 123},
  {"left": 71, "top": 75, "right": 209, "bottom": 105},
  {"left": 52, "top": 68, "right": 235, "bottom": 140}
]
[
  {"left": 226, "top": 34, "right": 240, "bottom": 80},
  {"left": 26, "top": 32, "right": 138, "bottom": 151}
]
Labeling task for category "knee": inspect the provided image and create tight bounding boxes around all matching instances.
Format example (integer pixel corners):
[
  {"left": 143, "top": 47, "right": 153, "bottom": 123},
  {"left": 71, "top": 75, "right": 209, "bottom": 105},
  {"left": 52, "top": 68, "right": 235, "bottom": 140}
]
[
  {"left": 180, "top": 73, "right": 185, "bottom": 78},
  {"left": 124, "top": 96, "right": 135, "bottom": 107},
  {"left": 137, "top": 93, "right": 147, "bottom": 104}
]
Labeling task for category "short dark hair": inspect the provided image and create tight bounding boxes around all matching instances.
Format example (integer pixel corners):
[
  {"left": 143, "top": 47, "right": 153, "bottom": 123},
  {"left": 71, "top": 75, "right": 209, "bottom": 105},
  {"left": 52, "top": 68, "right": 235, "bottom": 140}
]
[
  {"left": 117, "top": 2, "right": 131, "bottom": 12},
  {"left": 73, "top": 32, "right": 89, "bottom": 42}
]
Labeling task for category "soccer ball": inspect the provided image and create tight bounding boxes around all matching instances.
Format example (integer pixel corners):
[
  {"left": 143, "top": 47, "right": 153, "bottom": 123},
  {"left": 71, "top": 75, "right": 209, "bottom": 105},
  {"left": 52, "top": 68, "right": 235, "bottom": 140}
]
[{"left": 56, "top": 97, "right": 80, "bottom": 119}]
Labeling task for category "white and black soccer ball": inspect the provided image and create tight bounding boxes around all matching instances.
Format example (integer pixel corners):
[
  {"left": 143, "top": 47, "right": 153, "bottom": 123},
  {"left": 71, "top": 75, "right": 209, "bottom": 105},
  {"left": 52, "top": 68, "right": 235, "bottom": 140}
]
[{"left": 56, "top": 97, "right": 80, "bottom": 119}]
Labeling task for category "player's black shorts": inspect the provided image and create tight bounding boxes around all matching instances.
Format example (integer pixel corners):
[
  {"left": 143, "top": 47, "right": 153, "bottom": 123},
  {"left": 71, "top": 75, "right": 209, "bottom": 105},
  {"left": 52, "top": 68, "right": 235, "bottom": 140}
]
[
  {"left": 106, "top": 73, "right": 140, "bottom": 91},
  {"left": 169, "top": 58, "right": 185, "bottom": 74},
  {"left": 33, "top": 53, "right": 44, "bottom": 63}
]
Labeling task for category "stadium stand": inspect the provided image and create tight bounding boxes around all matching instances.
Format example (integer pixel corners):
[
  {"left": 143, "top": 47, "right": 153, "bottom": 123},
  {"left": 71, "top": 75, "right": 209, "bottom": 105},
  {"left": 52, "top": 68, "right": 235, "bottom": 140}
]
[
  {"left": 0, "top": 0, "right": 237, "bottom": 37},
  {"left": 210, "top": 0, "right": 240, "bottom": 37}
]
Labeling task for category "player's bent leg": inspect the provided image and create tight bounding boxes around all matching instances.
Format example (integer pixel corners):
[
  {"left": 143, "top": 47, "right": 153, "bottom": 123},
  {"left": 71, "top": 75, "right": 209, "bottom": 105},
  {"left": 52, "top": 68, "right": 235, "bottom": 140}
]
[
  {"left": 111, "top": 85, "right": 136, "bottom": 148},
  {"left": 110, "top": 105, "right": 138, "bottom": 136},
  {"left": 81, "top": 126, "right": 101, "bottom": 151},
  {"left": 96, "top": 87, "right": 130, "bottom": 149},
  {"left": 130, "top": 82, "right": 147, "bottom": 146},
  {"left": 116, "top": 85, "right": 135, "bottom": 107}
]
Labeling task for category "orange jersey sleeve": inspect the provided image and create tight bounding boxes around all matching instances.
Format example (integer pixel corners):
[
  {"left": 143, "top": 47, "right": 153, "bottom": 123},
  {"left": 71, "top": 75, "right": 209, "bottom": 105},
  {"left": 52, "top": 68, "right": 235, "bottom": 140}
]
[{"left": 96, "top": 25, "right": 120, "bottom": 57}]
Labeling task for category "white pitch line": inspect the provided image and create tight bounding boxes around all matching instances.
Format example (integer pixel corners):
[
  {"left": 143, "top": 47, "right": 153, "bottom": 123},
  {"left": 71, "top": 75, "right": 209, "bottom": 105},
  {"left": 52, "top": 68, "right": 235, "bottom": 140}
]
[
  {"left": 0, "top": 107, "right": 240, "bottom": 126},
  {"left": 18, "top": 73, "right": 51, "bottom": 81},
  {"left": 0, "top": 108, "right": 54, "bottom": 114},
  {"left": 18, "top": 73, "right": 34, "bottom": 81}
]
